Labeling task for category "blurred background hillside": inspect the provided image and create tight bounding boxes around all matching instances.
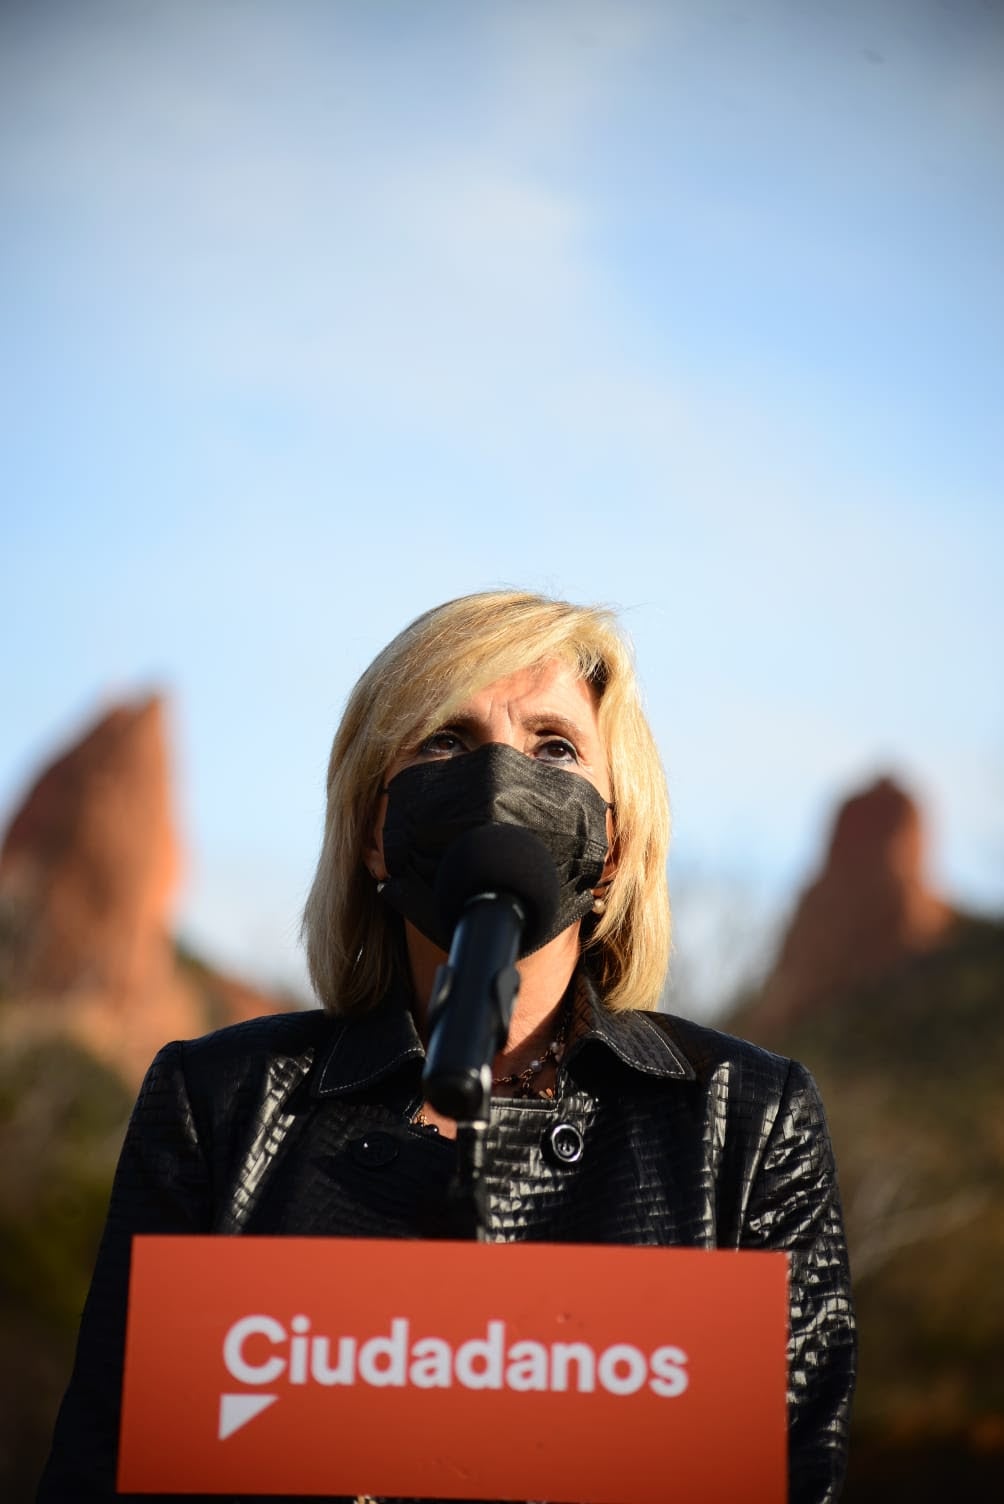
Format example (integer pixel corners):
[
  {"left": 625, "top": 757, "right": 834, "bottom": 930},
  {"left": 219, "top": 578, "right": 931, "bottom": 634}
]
[{"left": 2, "top": 0, "right": 1002, "bottom": 1498}]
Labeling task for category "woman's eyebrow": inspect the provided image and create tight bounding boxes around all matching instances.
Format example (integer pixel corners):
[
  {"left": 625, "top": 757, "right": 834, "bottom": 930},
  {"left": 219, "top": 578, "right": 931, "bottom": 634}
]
[
  {"left": 519, "top": 711, "right": 588, "bottom": 743},
  {"left": 429, "top": 711, "right": 482, "bottom": 736}
]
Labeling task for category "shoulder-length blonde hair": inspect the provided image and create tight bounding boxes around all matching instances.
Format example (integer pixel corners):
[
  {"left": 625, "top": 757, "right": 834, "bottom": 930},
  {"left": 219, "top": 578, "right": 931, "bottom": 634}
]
[{"left": 302, "top": 591, "right": 670, "bottom": 1014}]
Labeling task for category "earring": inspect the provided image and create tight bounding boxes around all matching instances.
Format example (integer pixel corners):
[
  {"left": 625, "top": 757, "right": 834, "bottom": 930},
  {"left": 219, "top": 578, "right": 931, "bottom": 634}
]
[
  {"left": 591, "top": 895, "right": 606, "bottom": 915},
  {"left": 376, "top": 880, "right": 386, "bottom": 893}
]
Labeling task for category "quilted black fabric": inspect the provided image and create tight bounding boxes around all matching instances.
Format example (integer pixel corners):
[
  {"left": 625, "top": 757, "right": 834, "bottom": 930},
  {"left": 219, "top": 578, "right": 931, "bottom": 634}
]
[{"left": 38, "top": 975, "right": 855, "bottom": 1503}]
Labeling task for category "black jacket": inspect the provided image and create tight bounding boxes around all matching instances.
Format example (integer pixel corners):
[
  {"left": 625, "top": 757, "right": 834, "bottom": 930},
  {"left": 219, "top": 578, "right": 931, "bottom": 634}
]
[{"left": 40, "top": 978, "right": 855, "bottom": 1502}]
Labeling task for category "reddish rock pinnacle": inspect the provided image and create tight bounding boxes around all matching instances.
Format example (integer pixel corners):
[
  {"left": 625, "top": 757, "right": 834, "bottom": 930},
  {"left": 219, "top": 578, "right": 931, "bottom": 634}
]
[
  {"left": 0, "top": 695, "right": 290, "bottom": 1086},
  {"left": 756, "top": 776, "right": 956, "bottom": 1033},
  {"left": 0, "top": 697, "right": 179, "bottom": 1000}
]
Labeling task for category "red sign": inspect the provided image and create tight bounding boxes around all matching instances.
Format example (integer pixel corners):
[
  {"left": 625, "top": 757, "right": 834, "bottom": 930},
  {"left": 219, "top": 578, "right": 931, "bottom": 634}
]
[{"left": 119, "top": 1236, "right": 787, "bottom": 1501}]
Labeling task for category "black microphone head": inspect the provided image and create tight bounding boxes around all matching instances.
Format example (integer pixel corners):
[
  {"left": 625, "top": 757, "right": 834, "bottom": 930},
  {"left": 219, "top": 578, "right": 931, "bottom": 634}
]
[{"left": 435, "top": 824, "right": 560, "bottom": 951}]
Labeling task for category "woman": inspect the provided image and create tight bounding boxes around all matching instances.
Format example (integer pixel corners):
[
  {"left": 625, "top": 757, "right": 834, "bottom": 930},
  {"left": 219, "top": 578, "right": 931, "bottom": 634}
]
[{"left": 40, "top": 591, "right": 855, "bottom": 1502}]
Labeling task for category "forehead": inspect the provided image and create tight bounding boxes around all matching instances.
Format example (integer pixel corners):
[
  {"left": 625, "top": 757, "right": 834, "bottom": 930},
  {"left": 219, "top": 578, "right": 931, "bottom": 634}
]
[{"left": 445, "top": 660, "right": 601, "bottom": 726}]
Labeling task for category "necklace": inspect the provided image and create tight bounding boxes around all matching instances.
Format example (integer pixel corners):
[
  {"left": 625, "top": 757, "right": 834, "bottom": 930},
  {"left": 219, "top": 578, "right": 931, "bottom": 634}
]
[
  {"left": 412, "top": 995, "right": 574, "bottom": 1125},
  {"left": 491, "top": 997, "right": 572, "bottom": 1100}
]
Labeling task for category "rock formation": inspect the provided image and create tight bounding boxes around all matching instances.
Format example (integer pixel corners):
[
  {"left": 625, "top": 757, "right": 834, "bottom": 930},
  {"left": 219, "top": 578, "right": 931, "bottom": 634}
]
[
  {"left": 1, "top": 698, "right": 179, "bottom": 1000},
  {"left": 752, "top": 776, "right": 957, "bottom": 1035},
  {"left": 0, "top": 696, "right": 289, "bottom": 1086}
]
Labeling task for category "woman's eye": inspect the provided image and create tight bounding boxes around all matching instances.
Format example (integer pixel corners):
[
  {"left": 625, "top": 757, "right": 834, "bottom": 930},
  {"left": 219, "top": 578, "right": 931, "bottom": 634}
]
[
  {"left": 419, "top": 730, "right": 464, "bottom": 757},
  {"left": 536, "top": 737, "right": 578, "bottom": 763}
]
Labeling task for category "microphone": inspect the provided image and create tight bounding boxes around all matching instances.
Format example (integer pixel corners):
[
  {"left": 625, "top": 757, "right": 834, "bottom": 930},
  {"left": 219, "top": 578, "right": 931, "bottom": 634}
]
[{"left": 422, "top": 825, "right": 560, "bottom": 1123}]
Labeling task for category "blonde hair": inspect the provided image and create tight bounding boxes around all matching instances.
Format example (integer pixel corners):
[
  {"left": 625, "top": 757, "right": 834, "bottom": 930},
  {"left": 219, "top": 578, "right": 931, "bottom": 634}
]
[{"left": 302, "top": 591, "right": 670, "bottom": 1014}]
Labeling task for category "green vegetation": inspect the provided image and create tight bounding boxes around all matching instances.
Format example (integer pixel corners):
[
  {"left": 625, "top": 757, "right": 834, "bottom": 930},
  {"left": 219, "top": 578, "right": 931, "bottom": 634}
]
[
  {"left": 726, "top": 919, "right": 1004, "bottom": 1497},
  {"left": 0, "top": 1036, "right": 133, "bottom": 1495}
]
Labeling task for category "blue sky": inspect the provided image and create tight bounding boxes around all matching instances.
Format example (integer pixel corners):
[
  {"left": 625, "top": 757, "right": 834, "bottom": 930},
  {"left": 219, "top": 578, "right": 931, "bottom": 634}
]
[{"left": 2, "top": 0, "right": 1002, "bottom": 1012}]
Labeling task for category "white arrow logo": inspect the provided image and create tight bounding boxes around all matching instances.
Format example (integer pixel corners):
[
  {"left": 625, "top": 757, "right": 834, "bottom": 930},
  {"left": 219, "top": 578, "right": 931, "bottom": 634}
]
[{"left": 218, "top": 1392, "right": 278, "bottom": 1439}]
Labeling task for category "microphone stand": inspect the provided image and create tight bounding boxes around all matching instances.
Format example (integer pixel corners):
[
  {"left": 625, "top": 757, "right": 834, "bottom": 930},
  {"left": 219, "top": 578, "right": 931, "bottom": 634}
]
[{"left": 422, "top": 893, "right": 524, "bottom": 1242}]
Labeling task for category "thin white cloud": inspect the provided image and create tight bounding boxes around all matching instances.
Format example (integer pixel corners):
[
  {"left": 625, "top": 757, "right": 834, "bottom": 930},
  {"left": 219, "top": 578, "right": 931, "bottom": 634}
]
[{"left": 483, "top": 0, "right": 655, "bottom": 153}]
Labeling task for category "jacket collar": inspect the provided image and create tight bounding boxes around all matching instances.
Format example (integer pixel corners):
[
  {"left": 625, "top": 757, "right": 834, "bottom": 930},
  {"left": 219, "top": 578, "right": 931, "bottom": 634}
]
[
  {"left": 314, "top": 982, "right": 425, "bottom": 1098},
  {"left": 565, "top": 970, "right": 695, "bottom": 1081},
  {"left": 314, "top": 968, "right": 695, "bottom": 1099}
]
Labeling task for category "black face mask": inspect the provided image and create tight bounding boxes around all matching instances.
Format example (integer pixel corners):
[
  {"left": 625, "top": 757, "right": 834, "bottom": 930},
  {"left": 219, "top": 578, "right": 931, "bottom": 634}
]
[{"left": 380, "top": 741, "right": 612, "bottom": 955}]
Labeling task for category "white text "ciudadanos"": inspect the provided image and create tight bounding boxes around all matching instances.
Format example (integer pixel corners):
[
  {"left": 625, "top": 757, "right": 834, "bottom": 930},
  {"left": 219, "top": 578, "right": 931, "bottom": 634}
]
[{"left": 224, "top": 1315, "right": 689, "bottom": 1398}]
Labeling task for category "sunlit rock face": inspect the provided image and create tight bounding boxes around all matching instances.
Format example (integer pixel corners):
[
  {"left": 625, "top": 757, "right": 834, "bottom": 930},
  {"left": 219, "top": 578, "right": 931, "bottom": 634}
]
[
  {"left": 0, "top": 697, "right": 179, "bottom": 1000},
  {"left": 0, "top": 696, "right": 289, "bottom": 1087},
  {"left": 755, "top": 776, "right": 957, "bottom": 1034}
]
